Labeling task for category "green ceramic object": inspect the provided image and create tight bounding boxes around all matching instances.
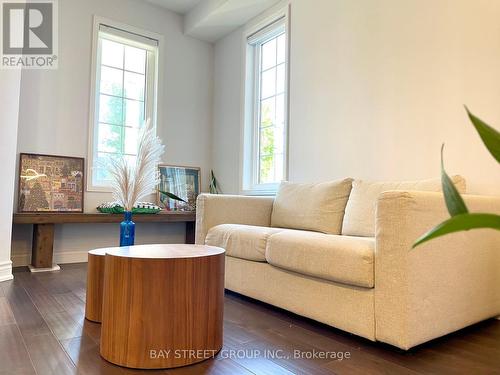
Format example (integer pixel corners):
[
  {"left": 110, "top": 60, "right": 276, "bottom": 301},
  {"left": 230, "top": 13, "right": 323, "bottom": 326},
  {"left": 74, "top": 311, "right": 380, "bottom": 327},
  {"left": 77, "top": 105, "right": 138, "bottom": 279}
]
[{"left": 97, "top": 202, "right": 162, "bottom": 214}]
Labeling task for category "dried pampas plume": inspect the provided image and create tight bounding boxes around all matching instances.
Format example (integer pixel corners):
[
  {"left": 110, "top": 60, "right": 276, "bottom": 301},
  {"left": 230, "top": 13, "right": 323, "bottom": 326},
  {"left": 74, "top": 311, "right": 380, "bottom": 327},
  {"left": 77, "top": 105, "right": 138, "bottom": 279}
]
[{"left": 105, "top": 119, "right": 165, "bottom": 211}]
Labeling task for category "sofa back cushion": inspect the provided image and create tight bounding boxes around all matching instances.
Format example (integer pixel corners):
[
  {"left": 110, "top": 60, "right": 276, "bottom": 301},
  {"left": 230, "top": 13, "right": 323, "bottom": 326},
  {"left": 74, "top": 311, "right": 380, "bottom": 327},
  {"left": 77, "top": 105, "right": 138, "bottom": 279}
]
[
  {"left": 341, "top": 176, "right": 466, "bottom": 237},
  {"left": 271, "top": 179, "right": 353, "bottom": 234}
]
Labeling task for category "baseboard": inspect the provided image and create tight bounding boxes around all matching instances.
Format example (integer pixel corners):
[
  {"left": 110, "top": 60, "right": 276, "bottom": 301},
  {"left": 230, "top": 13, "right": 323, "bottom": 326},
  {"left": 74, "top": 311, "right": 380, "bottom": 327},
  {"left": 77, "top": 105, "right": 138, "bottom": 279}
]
[
  {"left": 55, "top": 251, "right": 89, "bottom": 264},
  {"left": 0, "top": 260, "right": 13, "bottom": 282},
  {"left": 11, "top": 251, "right": 88, "bottom": 267},
  {"left": 11, "top": 253, "right": 29, "bottom": 267}
]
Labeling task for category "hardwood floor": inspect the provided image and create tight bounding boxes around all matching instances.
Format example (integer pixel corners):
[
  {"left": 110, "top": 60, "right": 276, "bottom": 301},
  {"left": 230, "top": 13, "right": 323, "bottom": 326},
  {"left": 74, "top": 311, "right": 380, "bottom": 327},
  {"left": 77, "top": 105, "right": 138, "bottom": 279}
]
[{"left": 0, "top": 263, "right": 499, "bottom": 374}]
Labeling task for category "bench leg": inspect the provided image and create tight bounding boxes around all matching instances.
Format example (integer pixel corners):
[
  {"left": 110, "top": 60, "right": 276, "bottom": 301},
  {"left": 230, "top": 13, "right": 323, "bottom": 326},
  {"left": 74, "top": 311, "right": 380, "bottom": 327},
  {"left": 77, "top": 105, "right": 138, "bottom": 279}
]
[
  {"left": 30, "top": 223, "right": 59, "bottom": 272},
  {"left": 185, "top": 221, "right": 195, "bottom": 244}
]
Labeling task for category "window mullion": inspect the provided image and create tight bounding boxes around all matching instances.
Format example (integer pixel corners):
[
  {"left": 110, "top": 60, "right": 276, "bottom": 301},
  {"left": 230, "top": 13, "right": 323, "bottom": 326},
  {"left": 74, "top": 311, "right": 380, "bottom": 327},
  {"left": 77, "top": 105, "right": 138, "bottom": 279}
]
[
  {"left": 142, "top": 53, "right": 147, "bottom": 127},
  {"left": 273, "top": 38, "right": 279, "bottom": 182},
  {"left": 255, "top": 43, "right": 263, "bottom": 185},
  {"left": 120, "top": 49, "right": 126, "bottom": 156}
]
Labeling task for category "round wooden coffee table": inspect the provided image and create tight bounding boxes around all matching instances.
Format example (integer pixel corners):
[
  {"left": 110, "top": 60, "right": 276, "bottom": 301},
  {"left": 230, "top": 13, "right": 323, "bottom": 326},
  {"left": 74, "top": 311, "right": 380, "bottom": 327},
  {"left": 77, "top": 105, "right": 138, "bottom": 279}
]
[
  {"left": 85, "top": 248, "right": 107, "bottom": 323},
  {"left": 99, "top": 244, "right": 225, "bottom": 369}
]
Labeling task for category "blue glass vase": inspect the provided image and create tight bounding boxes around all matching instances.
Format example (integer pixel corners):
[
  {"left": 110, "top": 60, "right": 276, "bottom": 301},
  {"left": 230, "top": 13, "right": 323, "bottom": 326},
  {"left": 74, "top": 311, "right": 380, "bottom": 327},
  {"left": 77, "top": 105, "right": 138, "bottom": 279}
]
[{"left": 120, "top": 211, "right": 135, "bottom": 247}]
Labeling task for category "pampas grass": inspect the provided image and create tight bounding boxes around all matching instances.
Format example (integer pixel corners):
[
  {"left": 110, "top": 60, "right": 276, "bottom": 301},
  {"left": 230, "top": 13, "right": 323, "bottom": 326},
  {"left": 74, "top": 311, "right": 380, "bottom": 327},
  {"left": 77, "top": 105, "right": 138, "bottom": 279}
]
[{"left": 105, "top": 119, "right": 165, "bottom": 211}]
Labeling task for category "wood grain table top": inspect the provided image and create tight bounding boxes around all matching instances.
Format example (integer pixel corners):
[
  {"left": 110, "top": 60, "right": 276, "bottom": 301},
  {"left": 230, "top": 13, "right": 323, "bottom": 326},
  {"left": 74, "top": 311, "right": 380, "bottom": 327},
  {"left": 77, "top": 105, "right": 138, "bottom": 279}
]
[
  {"left": 88, "top": 248, "right": 108, "bottom": 256},
  {"left": 100, "top": 244, "right": 225, "bottom": 259}
]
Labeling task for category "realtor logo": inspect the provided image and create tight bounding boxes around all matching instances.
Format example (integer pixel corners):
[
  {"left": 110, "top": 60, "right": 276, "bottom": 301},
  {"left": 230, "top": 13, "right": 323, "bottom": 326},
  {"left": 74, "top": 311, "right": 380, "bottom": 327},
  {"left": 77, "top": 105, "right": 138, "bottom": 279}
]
[{"left": 1, "top": 0, "right": 58, "bottom": 69}]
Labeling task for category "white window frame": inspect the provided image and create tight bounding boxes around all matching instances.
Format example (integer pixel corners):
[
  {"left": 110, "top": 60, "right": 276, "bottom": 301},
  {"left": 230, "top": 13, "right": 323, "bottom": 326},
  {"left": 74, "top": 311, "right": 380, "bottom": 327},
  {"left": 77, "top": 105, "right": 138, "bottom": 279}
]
[
  {"left": 87, "top": 16, "right": 161, "bottom": 192},
  {"left": 240, "top": 6, "right": 290, "bottom": 196}
]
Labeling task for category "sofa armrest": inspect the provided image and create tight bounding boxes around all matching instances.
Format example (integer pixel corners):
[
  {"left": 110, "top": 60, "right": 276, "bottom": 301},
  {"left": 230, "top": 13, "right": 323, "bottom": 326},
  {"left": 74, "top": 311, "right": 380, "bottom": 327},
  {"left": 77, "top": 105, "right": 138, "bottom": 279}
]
[
  {"left": 375, "top": 191, "right": 500, "bottom": 349},
  {"left": 195, "top": 194, "right": 275, "bottom": 244}
]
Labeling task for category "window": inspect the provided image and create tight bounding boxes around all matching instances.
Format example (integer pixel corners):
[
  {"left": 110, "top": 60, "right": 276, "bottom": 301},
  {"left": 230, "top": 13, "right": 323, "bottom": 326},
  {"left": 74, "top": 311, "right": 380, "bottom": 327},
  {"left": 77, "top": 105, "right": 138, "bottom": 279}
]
[
  {"left": 88, "top": 19, "right": 159, "bottom": 190},
  {"left": 243, "top": 15, "right": 289, "bottom": 194}
]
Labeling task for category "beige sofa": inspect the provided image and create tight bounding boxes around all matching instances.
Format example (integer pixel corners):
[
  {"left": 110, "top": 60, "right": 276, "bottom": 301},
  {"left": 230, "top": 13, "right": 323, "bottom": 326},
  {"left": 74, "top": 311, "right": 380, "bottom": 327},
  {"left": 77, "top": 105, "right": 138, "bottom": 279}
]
[{"left": 195, "top": 177, "right": 500, "bottom": 350}]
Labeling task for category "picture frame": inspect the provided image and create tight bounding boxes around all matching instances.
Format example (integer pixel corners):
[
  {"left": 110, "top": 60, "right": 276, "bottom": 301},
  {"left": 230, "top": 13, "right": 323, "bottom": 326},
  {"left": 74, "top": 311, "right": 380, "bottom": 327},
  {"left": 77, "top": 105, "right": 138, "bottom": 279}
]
[
  {"left": 157, "top": 164, "right": 200, "bottom": 212},
  {"left": 18, "top": 153, "right": 85, "bottom": 213}
]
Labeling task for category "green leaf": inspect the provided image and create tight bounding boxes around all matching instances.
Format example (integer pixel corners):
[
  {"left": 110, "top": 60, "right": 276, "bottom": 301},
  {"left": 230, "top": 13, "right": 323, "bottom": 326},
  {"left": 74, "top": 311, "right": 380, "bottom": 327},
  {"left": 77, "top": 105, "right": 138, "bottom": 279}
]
[
  {"left": 209, "top": 169, "right": 220, "bottom": 194},
  {"left": 441, "top": 144, "right": 468, "bottom": 216},
  {"left": 159, "top": 190, "right": 186, "bottom": 203},
  {"left": 465, "top": 106, "right": 500, "bottom": 163},
  {"left": 412, "top": 213, "right": 500, "bottom": 248}
]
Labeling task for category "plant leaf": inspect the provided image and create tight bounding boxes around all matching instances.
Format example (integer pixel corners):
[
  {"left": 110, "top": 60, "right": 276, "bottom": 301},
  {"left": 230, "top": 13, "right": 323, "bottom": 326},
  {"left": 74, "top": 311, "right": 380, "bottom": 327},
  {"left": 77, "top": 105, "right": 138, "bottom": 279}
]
[
  {"left": 465, "top": 106, "right": 500, "bottom": 163},
  {"left": 159, "top": 190, "right": 187, "bottom": 203},
  {"left": 209, "top": 169, "right": 220, "bottom": 194},
  {"left": 412, "top": 213, "right": 500, "bottom": 248},
  {"left": 441, "top": 144, "right": 468, "bottom": 216}
]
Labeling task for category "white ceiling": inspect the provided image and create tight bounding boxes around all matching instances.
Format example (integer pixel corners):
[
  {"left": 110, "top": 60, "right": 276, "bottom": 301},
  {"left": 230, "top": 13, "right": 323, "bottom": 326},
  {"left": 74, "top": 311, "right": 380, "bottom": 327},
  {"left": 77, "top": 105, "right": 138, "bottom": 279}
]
[
  {"left": 144, "top": 0, "right": 203, "bottom": 14},
  {"left": 142, "top": 0, "right": 282, "bottom": 42},
  {"left": 185, "top": 0, "right": 281, "bottom": 42}
]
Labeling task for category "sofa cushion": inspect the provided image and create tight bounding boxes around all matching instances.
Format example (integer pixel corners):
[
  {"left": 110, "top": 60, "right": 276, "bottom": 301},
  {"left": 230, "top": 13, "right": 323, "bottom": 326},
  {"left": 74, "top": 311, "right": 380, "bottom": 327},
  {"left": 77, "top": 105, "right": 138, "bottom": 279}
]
[
  {"left": 271, "top": 179, "right": 353, "bottom": 234},
  {"left": 341, "top": 176, "right": 466, "bottom": 237},
  {"left": 205, "top": 224, "right": 284, "bottom": 262},
  {"left": 266, "top": 230, "right": 375, "bottom": 288}
]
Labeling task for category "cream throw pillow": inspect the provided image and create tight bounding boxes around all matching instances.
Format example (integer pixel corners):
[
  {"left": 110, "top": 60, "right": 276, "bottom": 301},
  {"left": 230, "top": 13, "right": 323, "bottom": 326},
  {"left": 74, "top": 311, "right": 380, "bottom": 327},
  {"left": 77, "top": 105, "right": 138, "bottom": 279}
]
[
  {"left": 271, "top": 179, "right": 353, "bottom": 234},
  {"left": 341, "top": 176, "right": 466, "bottom": 237}
]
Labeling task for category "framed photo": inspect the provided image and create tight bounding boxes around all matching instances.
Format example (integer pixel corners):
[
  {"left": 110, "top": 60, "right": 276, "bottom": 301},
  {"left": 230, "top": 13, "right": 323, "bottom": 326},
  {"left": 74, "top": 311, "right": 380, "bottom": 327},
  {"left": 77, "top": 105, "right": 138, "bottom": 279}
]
[
  {"left": 18, "top": 153, "right": 85, "bottom": 213},
  {"left": 157, "top": 165, "right": 200, "bottom": 211}
]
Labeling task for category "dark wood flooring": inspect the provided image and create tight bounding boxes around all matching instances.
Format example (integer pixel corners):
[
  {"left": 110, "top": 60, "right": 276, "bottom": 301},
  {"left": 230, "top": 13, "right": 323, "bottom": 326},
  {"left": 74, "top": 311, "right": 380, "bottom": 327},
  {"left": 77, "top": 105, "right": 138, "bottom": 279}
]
[{"left": 0, "top": 263, "right": 499, "bottom": 375}]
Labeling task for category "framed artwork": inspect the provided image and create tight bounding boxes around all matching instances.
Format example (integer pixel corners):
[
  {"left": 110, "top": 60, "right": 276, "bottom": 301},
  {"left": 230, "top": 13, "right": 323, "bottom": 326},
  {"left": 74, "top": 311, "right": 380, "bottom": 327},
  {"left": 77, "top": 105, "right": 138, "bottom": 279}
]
[
  {"left": 18, "top": 153, "right": 85, "bottom": 213},
  {"left": 157, "top": 165, "right": 200, "bottom": 211}
]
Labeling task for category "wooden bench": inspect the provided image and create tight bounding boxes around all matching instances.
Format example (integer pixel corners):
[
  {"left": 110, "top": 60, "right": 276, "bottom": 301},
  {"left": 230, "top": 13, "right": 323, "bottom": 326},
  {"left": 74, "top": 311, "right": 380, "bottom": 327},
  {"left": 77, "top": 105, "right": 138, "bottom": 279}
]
[{"left": 13, "top": 212, "right": 196, "bottom": 271}]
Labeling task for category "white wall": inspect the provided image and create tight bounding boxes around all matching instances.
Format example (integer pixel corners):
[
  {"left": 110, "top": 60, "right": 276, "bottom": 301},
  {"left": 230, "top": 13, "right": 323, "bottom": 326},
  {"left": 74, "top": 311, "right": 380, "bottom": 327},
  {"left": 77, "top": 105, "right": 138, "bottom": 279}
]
[
  {"left": 212, "top": 28, "right": 244, "bottom": 194},
  {"left": 0, "top": 70, "right": 21, "bottom": 280},
  {"left": 12, "top": 0, "right": 213, "bottom": 266},
  {"left": 212, "top": 0, "right": 500, "bottom": 196}
]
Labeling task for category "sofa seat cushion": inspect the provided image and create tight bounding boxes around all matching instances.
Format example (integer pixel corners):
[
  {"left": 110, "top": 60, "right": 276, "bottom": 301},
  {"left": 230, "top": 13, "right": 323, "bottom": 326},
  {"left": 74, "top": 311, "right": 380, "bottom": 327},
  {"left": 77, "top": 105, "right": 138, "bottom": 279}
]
[
  {"left": 266, "top": 230, "right": 375, "bottom": 288},
  {"left": 205, "top": 224, "right": 284, "bottom": 262}
]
